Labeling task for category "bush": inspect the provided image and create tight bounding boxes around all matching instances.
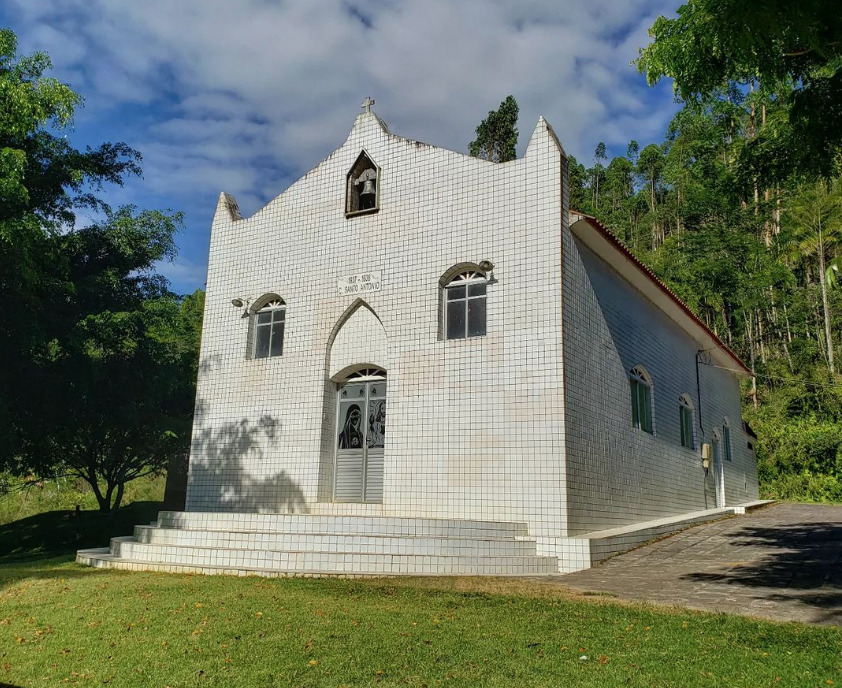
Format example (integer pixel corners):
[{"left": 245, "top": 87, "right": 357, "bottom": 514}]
[{"left": 760, "top": 471, "right": 842, "bottom": 502}]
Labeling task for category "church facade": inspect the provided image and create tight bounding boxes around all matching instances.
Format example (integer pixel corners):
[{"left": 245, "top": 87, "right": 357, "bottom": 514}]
[
  {"left": 78, "top": 105, "right": 760, "bottom": 576},
  {"left": 184, "top": 106, "right": 758, "bottom": 549}
]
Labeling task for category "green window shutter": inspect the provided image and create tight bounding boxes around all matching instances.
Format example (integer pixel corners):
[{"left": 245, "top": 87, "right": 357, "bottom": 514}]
[
  {"left": 630, "top": 379, "right": 640, "bottom": 429},
  {"left": 680, "top": 405, "right": 694, "bottom": 448},
  {"left": 723, "top": 426, "right": 732, "bottom": 461},
  {"left": 640, "top": 383, "right": 652, "bottom": 433},
  {"left": 680, "top": 406, "right": 687, "bottom": 447}
]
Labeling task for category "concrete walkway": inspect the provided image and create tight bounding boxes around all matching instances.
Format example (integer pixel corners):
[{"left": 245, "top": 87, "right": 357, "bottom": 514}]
[{"left": 557, "top": 503, "right": 842, "bottom": 626}]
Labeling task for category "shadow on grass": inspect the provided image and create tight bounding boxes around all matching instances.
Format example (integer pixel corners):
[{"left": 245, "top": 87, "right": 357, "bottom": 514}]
[
  {"left": 680, "top": 513, "right": 842, "bottom": 625},
  {"left": 0, "top": 500, "right": 162, "bottom": 564}
]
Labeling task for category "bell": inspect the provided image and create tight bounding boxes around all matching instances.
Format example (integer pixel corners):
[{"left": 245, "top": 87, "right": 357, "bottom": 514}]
[{"left": 360, "top": 179, "right": 376, "bottom": 197}]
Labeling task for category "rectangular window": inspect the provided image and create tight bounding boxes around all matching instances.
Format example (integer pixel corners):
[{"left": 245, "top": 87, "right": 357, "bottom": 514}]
[
  {"left": 254, "top": 309, "right": 285, "bottom": 359},
  {"left": 680, "top": 405, "right": 694, "bottom": 448},
  {"left": 723, "top": 425, "right": 732, "bottom": 461},
  {"left": 467, "top": 298, "right": 486, "bottom": 337},
  {"left": 254, "top": 324, "right": 271, "bottom": 358},
  {"left": 446, "top": 300, "right": 466, "bottom": 339},
  {"left": 269, "top": 318, "right": 285, "bottom": 357},
  {"left": 444, "top": 281, "right": 486, "bottom": 340},
  {"left": 447, "top": 285, "right": 466, "bottom": 300},
  {"left": 630, "top": 379, "right": 653, "bottom": 433}
]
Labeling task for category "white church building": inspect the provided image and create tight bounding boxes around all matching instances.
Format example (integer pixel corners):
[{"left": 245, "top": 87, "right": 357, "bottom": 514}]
[{"left": 78, "top": 103, "right": 760, "bottom": 576}]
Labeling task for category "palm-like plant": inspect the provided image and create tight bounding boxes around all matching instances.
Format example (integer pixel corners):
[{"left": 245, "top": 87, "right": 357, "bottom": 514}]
[{"left": 784, "top": 179, "right": 842, "bottom": 374}]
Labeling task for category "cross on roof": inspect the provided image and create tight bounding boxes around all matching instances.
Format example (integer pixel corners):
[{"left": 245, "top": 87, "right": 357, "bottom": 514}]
[{"left": 361, "top": 96, "right": 375, "bottom": 113}]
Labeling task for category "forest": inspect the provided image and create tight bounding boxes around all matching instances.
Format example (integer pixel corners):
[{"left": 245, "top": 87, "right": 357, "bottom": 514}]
[
  {"left": 566, "top": 2, "right": 842, "bottom": 501},
  {"left": 565, "top": 116, "right": 842, "bottom": 501}
]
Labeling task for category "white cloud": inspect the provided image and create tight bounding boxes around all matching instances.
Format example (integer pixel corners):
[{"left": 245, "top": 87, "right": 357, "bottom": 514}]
[{"left": 7, "top": 0, "right": 680, "bottom": 288}]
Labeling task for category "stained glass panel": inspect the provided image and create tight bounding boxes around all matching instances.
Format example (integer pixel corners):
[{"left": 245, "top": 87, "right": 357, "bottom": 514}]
[
  {"left": 367, "top": 398, "right": 386, "bottom": 449},
  {"left": 337, "top": 401, "right": 364, "bottom": 450}
]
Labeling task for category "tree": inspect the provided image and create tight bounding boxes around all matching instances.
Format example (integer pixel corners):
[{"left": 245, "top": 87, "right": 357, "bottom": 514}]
[
  {"left": 636, "top": 144, "right": 666, "bottom": 248},
  {"left": 636, "top": 0, "right": 842, "bottom": 177},
  {"left": 0, "top": 28, "right": 199, "bottom": 511},
  {"left": 592, "top": 142, "right": 607, "bottom": 209},
  {"left": 605, "top": 155, "right": 634, "bottom": 213},
  {"left": 783, "top": 179, "right": 842, "bottom": 374},
  {"left": 10, "top": 205, "right": 196, "bottom": 512},
  {"left": 0, "top": 28, "right": 141, "bottom": 460},
  {"left": 627, "top": 140, "right": 640, "bottom": 166},
  {"left": 469, "top": 95, "right": 519, "bottom": 163}
]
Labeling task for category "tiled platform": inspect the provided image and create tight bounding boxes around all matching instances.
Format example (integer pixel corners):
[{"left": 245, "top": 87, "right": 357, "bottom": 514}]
[
  {"left": 76, "top": 502, "right": 773, "bottom": 577},
  {"left": 76, "top": 512, "right": 559, "bottom": 577}
]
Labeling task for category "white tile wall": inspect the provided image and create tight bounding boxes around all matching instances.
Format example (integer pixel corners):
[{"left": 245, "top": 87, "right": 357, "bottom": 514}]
[
  {"left": 185, "top": 113, "right": 570, "bottom": 541},
  {"left": 561, "top": 228, "right": 760, "bottom": 534}
]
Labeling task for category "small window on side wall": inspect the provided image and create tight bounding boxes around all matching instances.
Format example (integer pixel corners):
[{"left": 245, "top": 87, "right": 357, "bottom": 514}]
[
  {"left": 252, "top": 296, "right": 286, "bottom": 359},
  {"left": 444, "top": 270, "right": 487, "bottom": 340},
  {"left": 679, "top": 395, "right": 695, "bottom": 449},
  {"left": 630, "top": 366, "right": 653, "bottom": 433},
  {"left": 723, "top": 420, "right": 733, "bottom": 461}
]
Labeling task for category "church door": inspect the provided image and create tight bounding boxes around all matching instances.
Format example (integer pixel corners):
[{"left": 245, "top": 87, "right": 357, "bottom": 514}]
[{"left": 333, "top": 369, "right": 386, "bottom": 503}]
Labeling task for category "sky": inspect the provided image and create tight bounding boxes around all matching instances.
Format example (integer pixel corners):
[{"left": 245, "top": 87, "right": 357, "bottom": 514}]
[{"left": 3, "top": 0, "right": 681, "bottom": 294}]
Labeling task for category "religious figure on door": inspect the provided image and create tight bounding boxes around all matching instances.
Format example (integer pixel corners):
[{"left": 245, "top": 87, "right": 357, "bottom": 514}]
[
  {"left": 367, "top": 400, "right": 385, "bottom": 448},
  {"left": 338, "top": 404, "right": 363, "bottom": 449}
]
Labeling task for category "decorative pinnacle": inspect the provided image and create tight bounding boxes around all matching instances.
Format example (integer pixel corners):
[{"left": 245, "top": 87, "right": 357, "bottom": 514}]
[{"left": 361, "top": 96, "right": 375, "bottom": 113}]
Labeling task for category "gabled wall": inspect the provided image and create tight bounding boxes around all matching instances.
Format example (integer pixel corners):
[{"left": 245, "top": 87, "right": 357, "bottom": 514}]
[
  {"left": 561, "top": 225, "right": 759, "bottom": 534},
  {"left": 186, "top": 112, "right": 572, "bottom": 540}
]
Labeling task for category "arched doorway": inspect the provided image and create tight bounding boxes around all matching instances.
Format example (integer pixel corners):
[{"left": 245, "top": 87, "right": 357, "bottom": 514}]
[{"left": 334, "top": 367, "right": 386, "bottom": 503}]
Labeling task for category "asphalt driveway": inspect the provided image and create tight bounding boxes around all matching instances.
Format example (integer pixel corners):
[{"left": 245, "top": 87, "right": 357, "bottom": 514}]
[{"left": 558, "top": 503, "right": 842, "bottom": 626}]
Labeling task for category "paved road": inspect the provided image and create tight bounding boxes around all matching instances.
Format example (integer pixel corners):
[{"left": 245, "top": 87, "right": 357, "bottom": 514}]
[{"left": 557, "top": 503, "right": 842, "bottom": 626}]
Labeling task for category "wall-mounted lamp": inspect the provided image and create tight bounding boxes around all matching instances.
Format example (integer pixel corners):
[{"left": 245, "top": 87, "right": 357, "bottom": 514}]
[
  {"left": 231, "top": 297, "right": 251, "bottom": 318},
  {"left": 479, "top": 260, "right": 498, "bottom": 285}
]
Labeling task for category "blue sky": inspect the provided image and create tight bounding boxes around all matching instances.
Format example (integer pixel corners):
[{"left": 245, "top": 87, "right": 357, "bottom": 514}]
[{"left": 3, "top": 0, "right": 680, "bottom": 294}]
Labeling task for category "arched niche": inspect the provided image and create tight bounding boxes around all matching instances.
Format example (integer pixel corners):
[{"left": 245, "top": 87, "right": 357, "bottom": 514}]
[
  {"left": 327, "top": 300, "right": 388, "bottom": 378},
  {"left": 346, "top": 150, "right": 380, "bottom": 216}
]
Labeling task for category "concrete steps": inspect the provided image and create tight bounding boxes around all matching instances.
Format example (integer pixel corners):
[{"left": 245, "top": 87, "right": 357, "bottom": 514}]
[
  {"left": 155, "top": 511, "right": 531, "bottom": 538},
  {"left": 133, "top": 525, "right": 538, "bottom": 556},
  {"left": 76, "top": 512, "right": 558, "bottom": 577}
]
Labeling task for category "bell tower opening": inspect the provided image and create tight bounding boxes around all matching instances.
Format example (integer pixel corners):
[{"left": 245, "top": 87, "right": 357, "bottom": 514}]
[{"left": 346, "top": 150, "right": 379, "bottom": 216}]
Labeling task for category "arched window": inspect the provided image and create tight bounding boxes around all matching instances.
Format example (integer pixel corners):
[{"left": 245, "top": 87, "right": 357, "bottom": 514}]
[
  {"left": 443, "top": 269, "right": 487, "bottom": 340},
  {"left": 679, "top": 394, "right": 695, "bottom": 449},
  {"left": 722, "top": 418, "right": 733, "bottom": 461},
  {"left": 252, "top": 296, "right": 286, "bottom": 359},
  {"left": 629, "top": 366, "right": 653, "bottom": 433}
]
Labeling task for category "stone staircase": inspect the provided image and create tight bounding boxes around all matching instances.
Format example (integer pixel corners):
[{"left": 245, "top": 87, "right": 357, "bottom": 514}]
[{"left": 76, "top": 511, "right": 559, "bottom": 577}]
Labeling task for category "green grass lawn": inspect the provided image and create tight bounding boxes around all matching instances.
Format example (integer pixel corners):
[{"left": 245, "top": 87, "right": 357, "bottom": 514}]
[
  {"left": 0, "top": 474, "right": 165, "bottom": 527},
  {"left": 1, "top": 558, "right": 840, "bottom": 685},
  {"left": 0, "top": 504, "right": 840, "bottom": 687}
]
